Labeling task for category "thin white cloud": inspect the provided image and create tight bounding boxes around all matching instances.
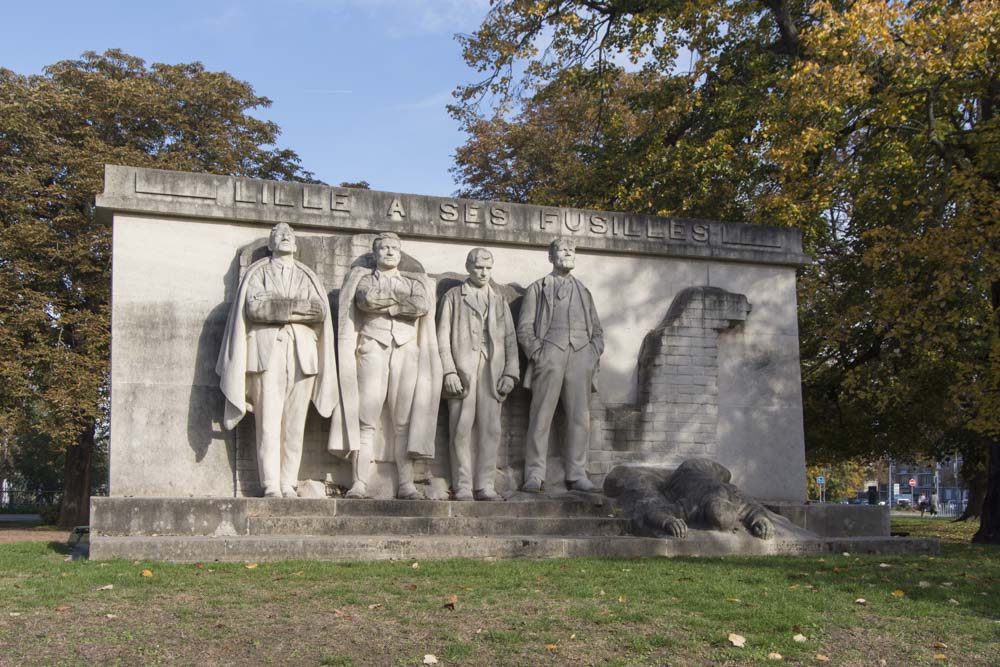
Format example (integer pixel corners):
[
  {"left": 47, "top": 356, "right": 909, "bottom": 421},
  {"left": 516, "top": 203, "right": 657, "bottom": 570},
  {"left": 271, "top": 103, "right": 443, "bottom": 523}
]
[{"left": 394, "top": 89, "right": 453, "bottom": 111}]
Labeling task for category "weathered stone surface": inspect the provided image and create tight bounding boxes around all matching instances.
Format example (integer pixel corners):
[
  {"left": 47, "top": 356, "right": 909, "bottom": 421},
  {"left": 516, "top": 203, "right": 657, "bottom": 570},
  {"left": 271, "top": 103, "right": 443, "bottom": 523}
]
[
  {"left": 765, "top": 502, "right": 890, "bottom": 537},
  {"left": 296, "top": 480, "right": 328, "bottom": 499},
  {"left": 97, "top": 165, "right": 811, "bottom": 267},
  {"left": 89, "top": 533, "right": 938, "bottom": 563},
  {"left": 605, "top": 460, "right": 810, "bottom": 540}
]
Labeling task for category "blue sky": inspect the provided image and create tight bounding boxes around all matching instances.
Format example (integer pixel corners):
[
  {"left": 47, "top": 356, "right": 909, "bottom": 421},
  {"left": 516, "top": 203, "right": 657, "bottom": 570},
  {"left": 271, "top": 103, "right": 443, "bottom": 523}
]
[{"left": 0, "top": 0, "right": 494, "bottom": 196}]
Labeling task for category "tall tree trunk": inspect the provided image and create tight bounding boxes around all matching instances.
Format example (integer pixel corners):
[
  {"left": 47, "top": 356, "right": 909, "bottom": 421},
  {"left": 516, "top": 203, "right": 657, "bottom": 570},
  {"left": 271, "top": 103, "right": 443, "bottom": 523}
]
[
  {"left": 955, "top": 449, "right": 986, "bottom": 522},
  {"left": 973, "top": 441, "right": 1000, "bottom": 543},
  {"left": 972, "top": 281, "right": 1000, "bottom": 543},
  {"left": 56, "top": 418, "right": 95, "bottom": 528}
]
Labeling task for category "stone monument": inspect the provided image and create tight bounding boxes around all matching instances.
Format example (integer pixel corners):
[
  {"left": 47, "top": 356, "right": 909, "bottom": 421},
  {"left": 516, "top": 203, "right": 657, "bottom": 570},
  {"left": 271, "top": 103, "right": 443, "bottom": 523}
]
[
  {"left": 88, "top": 165, "right": 933, "bottom": 562},
  {"left": 437, "top": 248, "right": 519, "bottom": 501},
  {"left": 215, "top": 222, "right": 337, "bottom": 498}
]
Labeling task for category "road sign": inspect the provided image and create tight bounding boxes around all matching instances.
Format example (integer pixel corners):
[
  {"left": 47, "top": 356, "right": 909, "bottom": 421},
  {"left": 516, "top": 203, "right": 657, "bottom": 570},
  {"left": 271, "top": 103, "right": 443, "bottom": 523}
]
[
  {"left": 909, "top": 478, "right": 916, "bottom": 488},
  {"left": 816, "top": 476, "right": 825, "bottom": 485}
]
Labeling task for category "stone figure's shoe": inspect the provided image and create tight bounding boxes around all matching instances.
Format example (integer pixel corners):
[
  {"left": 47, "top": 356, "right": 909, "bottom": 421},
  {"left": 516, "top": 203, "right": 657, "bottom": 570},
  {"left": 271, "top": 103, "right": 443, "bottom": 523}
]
[
  {"left": 280, "top": 485, "right": 298, "bottom": 498},
  {"left": 345, "top": 481, "right": 369, "bottom": 499},
  {"left": 521, "top": 477, "right": 543, "bottom": 493},
  {"left": 454, "top": 488, "right": 474, "bottom": 501},
  {"left": 263, "top": 487, "right": 281, "bottom": 498},
  {"left": 474, "top": 488, "right": 500, "bottom": 501},
  {"left": 568, "top": 478, "right": 596, "bottom": 492},
  {"left": 397, "top": 483, "right": 423, "bottom": 500}
]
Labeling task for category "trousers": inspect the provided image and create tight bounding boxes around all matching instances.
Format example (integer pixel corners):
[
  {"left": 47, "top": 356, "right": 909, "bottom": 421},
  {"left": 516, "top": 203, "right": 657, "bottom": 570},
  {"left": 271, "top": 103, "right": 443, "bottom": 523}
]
[
  {"left": 355, "top": 334, "right": 418, "bottom": 487},
  {"left": 447, "top": 353, "right": 502, "bottom": 494},
  {"left": 524, "top": 342, "right": 597, "bottom": 484},
  {"left": 247, "top": 332, "right": 316, "bottom": 492}
]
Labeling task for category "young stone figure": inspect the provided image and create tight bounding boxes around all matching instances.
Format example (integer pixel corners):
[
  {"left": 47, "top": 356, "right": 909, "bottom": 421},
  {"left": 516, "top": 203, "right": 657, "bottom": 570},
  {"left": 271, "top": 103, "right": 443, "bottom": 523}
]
[
  {"left": 437, "top": 248, "right": 519, "bottom": 501},
  {"left": 328, "top": 233, "right": 442, "bottom": 499},
  {"left": 216, "top": 223, "right": 338, "bottom": 497},
  {"left": 517, "top": 238, "right": 604, "bottom": 493}
]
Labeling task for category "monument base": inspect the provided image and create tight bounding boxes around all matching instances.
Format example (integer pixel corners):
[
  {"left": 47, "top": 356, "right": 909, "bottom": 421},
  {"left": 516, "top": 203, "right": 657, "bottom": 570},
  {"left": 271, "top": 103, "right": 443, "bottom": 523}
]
[{"left": 89, "top": 497, "right": 935, "bottom": 562}]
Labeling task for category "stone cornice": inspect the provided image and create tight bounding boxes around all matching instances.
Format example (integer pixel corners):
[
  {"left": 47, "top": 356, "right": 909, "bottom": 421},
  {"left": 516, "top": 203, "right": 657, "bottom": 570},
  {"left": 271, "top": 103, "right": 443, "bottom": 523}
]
[{"left": 97, "top": 165, "right": 811, "bottom": 267}]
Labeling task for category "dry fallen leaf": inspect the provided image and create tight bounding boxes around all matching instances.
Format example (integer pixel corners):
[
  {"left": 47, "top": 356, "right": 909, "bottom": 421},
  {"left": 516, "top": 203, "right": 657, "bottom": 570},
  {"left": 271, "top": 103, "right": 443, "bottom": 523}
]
[
  {"left": 407, "top": 584, "right": 418, "bottom": 591},
  {"left": 443, "top": 594, "right": 458, "bottom": 610},
  {"left": 411, "top": 562, "right": 420, "bottom": 569},
  {"left": 570, "top": 634, "right": 576, "bottom": 640},
  {"left": 793, "top": 634, "right": 807, "bottom": 643},
  {"left": 140, "top": 569, "right": 153, "bottom": 578},
  {"left": 245, "top": 563, "right": 258, "bottom": 570},
  {"left": 618, "top": 595, "right": 627, "bottom": 604},
  {"left": 891, "top": 589, "right": 906, "bottom": 597},
  {"left": 54, "top": 605, "right": 71, "bottom": 612},
  {"left": 933, "top": 654, "right": 947, "bottom": 660},
  {"left": 768, "top": 652, "right": 783, "bottom": 660},
  {"left": 879, "top": 563, "right": 891, "bottom": 569},
  {"left": 105, "top": 614, "right": 117, "bottom": 619},
  {"left": 726, "top": 598, "right": 741, "bottom": 603},
  {"left": 934, "top": 642, "right": 948, "bottom": 649},
  {"left": 422, "top": 655, "right": 438, "bottom": 665},
  {"left": 599, "top": 590, "right": 606, "bottom": 596},
  {"left": 948, "top": 598, "right": 959, "bottom": 605},
  {"left": 368, "top": 603, "right": 382, "bottom": 610},
  {"left": 855, "top": 598, "right": 867, "bottom": 605},
  {"left": 545, "top": 644, "right": 559, "bottom": 650},
  {"left": 816, "top": 654, "right": 830, "bottom": 662},
  {"left": 96, "top": 584, "right": 114, "bottom": 591},
  {"left": 918, "top": 581, "right": 932, "bottom": 588},
  {"left": 333, "top": 608, "right": 351, "bottom": 619},
  {"left": 728, "top": 633, "right": 747, "bottom": 648}
]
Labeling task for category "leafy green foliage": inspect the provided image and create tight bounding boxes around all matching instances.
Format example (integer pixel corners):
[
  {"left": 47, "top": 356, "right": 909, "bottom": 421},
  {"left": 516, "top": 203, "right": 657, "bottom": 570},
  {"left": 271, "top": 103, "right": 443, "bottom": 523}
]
[
  {"left": 0, "top": 50, "right": 314, "bottom": 516},
  {"left": 451, "top": 1, "right": 1000, "bottom": 476}
]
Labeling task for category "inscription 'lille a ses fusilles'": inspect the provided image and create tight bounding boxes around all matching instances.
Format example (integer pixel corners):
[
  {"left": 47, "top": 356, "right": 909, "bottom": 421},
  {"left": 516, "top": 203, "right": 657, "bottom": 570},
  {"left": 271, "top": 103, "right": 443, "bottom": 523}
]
[
  {"left": 234, "top": 179, "right": 714, "bottom": 246},
  {"left": 115, "top": 167, "right": 804, "bottom": 263}
]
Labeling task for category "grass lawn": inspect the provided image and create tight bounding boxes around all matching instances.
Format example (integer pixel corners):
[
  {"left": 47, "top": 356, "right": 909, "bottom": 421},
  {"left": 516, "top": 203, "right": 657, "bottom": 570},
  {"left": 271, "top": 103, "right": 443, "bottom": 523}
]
[{"left": 0, "top": 518, "right": 996, "bottom": 666}]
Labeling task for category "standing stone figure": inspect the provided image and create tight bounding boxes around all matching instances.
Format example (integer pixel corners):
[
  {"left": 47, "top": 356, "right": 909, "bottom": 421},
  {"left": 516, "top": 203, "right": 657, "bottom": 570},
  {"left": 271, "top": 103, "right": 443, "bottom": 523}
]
[
  {"left": 438, "top": 248, "right": 520, "bottom": 501},
  {"left": 328, "top": 233, "right": 442, "bottom": 499},
  {"left": 517, "top": 238, "right": 604, "bottom": 493},
  {"left": 216, "top": 223, "right": 338, "bottom": 498}
]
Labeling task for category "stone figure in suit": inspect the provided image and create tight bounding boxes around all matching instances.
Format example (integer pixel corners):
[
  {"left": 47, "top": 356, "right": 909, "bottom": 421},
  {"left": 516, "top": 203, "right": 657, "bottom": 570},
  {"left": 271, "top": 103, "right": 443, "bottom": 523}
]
[
  {"left": 437, "top": 248, "right": 519, "bottom": 501},
  {"left": 216, "top": 223, "right": 338, "bottom": 497},
  {"left": 517, "top": 238, "right": 604, "bottom": 493},
  {"left": 328, "top": 232, "right": 442, "bottom": 499}
]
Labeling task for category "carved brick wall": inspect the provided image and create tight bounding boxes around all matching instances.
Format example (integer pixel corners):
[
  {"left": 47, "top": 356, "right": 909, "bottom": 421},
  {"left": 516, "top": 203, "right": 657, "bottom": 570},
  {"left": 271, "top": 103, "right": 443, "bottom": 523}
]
[{"left": 585, "top": 287, "right": 750, "bottom": 486}]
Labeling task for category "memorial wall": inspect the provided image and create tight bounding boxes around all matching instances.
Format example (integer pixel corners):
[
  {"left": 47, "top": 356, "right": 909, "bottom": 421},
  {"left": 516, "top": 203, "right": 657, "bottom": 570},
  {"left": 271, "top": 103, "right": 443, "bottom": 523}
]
[{"left": 97, "top": 165, "right": 810, "bottom": 502}]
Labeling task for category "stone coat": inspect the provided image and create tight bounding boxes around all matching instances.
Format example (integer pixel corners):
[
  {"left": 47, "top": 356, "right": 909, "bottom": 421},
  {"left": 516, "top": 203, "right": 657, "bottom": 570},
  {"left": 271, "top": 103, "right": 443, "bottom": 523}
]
[{"left": 437, "top": 280, "right": 519, "bottom": 402}]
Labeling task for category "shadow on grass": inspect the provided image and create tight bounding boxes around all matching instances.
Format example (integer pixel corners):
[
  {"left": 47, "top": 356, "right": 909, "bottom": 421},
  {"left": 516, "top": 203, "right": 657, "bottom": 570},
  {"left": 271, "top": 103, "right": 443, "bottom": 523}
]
[{"left": 46, "top": 540, "right": 70, "bottom": 555}]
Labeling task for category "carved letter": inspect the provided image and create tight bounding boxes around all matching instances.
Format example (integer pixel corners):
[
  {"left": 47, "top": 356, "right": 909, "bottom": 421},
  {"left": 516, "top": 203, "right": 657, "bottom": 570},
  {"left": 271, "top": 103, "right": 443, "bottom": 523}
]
[
  {"left": 332, "top": 192, "right": 351, "bottom": 213},
  {"left": 589, "top": 215, "right": 608, "bottom": 234},
  {"left": 692, "top": 223, "right": 710, "bottom": 243},
  {"left": 387, "top": 198, "right": 406, "bottom": 221},
  {"left": 670, "top": 220, "right": 685, "bottom": 240},
  {"left": 540, "top": 210, "right": 559, "bottom": 231},
  {"left": 235, "top": 179, "right": 258, "bottom": 203},
  {"left": 564, "top": 211, "right": 582, "bottom": 232},
  {"left": 624, "top": 217, "right": 642, "bottom": 237},
  {"left": 464, "top": 204, "right": 482, "bottom": 224},
  {"left": 646, "top": 218, "right": 665, "bottom": 239},
  {"left": 302, "top": 186, "right": 324, "bottom": 210},
  {"left": 489, "top": 206, "right": 508, "bottom": 226},
  {"left": 440, "top": 202, "right": 459, "bottom": 222}
]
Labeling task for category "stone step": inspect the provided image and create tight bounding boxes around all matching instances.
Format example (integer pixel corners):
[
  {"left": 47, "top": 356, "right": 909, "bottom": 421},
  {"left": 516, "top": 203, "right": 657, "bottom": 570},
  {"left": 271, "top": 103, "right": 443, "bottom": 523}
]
[
  {"left": 89, "top": 534, "right": 939, "bottom": 563},
  {"left": 250, "top": 497, "right": 611, "bottom": 519},
  {"left": 247, "top": 515, "right": 632, "bottom": 537}
]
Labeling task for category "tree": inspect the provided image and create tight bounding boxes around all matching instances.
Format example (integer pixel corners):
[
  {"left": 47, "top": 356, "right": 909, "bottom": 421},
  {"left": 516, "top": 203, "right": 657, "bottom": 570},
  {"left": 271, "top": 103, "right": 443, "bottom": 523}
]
[
  {"left": 0, "top": 50, "right": 315, "bottom": 526},
  {"left": 452, "top": 1, "right": 1000, "bottom": 540}
]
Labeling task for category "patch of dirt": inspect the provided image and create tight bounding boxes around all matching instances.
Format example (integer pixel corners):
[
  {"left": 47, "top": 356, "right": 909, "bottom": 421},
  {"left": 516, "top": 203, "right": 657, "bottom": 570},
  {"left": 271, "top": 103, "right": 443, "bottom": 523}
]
[{"left": 0, "top": 526, "right": 69, "bottom": 544}]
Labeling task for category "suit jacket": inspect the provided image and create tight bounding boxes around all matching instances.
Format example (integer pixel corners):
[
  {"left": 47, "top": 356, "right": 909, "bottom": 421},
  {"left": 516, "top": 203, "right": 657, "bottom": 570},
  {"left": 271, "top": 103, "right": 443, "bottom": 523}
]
[
  {"left": 516, "top": 273, "right": 604, "bottom": 391},
  {"left": 437, "top": 281, "right": 519, "bottom": 402}
]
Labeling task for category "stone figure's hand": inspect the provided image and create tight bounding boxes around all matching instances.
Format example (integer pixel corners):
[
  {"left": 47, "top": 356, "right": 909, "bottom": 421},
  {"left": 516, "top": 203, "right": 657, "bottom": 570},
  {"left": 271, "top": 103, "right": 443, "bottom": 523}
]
[
  {"left": 294, "top": 299, "right": 323, "bottom": 317},
  {"left": 749, "top": 517, "right": 773, "bottom": 540},
  {"left": 443, "top": 373, "right": 464, "bottom": 396},
  {"left": 660, "top": 516, "right": 688, "bottom": 539},
  {"left": 496, "top": 376, "right": 515, "bottom": 396}
]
